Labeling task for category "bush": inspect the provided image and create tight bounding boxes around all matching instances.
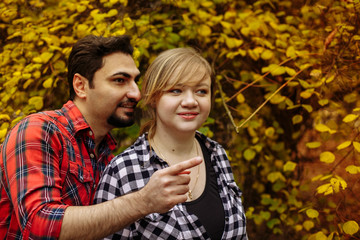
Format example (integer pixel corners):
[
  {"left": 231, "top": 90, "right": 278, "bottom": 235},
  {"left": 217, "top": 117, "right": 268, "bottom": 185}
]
[{"left": 1, "top": 0, "right": 359, "bottom": 238}]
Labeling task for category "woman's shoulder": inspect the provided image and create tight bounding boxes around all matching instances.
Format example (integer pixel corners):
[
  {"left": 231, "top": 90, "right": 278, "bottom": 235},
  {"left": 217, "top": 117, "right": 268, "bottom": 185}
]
[{"left": 109, "top": 134, "right": 151, "bottom": 169}]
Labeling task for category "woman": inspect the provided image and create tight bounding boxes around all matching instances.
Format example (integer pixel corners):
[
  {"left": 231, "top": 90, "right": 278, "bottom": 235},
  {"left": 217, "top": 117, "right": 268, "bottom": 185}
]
[{"left": 94, "top": 48, "right": 247, "bottom": 239}]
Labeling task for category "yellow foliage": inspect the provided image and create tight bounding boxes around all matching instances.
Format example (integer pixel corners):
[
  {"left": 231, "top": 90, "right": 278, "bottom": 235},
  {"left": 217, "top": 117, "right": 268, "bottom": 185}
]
[
  {"left": 283, "top": 161, "right": 297, "bottom": 172},
  {"left": 342, "top": 221, "right": 359, "bottom": 235},
  {"left": 319, "top": 151, "right": 335, "bottom": 164},
  {"left": 1, "top": 0, "right": 360, "bottom": 239},
  {"left": 197, "top": 24, "right": 211, "bottom": 37},
  {"left": 336, "top": 141, "right": 352, "bottom": 150}
]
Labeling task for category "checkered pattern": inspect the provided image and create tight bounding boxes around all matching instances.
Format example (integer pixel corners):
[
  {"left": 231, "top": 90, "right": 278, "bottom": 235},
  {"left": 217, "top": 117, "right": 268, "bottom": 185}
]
[
  {"left": 94, "top": 132, "right": 248, "bottom": 239},
  {"left": 0, "top": 101, "right": 116, "bottom": 240}
]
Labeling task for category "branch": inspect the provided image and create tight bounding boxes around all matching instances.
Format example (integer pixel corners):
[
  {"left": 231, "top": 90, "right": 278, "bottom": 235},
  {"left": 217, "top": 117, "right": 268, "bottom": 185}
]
[{"left": 216, "top": 78, "right": 240, "bottom": 133}]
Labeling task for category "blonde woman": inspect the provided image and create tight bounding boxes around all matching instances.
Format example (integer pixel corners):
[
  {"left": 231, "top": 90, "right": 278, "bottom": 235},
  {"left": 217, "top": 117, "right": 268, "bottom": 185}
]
[{"left": 94, "top": 48, "right": 247, "bottom": 239}]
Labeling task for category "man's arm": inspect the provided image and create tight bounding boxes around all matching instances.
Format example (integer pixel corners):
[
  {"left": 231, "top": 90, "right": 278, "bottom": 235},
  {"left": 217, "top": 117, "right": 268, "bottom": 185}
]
[{"left": 59, "top": 157, "right": 202, "bottom": 240}]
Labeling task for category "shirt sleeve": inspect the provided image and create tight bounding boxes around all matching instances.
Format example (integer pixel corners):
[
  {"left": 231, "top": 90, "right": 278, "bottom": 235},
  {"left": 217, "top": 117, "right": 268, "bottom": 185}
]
[
  {"left": 2, "top": 116, "right": 68, "bottom": 239},
  {"left": 94, "top": 154, "right": 136, "bottom": 239}
]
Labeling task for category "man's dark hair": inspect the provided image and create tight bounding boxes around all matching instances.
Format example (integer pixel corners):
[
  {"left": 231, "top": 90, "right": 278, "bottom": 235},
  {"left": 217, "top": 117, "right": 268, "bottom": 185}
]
[{"left": 67, "top": 35, "right": 134, "bottom": 100}]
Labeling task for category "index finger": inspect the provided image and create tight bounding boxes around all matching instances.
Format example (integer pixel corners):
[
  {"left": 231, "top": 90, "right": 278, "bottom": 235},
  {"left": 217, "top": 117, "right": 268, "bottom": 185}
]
[{"left": 167, "top": 157, "right": 202, "bottom": 175}]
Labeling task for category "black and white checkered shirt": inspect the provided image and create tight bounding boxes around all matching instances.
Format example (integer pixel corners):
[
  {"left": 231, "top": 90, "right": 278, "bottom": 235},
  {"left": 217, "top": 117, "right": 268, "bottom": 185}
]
[{"left": 94, "top": 132, "right": 247, "bottom": 239}]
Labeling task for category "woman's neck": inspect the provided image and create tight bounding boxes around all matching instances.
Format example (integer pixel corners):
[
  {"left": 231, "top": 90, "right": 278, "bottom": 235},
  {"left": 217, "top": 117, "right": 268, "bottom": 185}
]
[{"left": 151, "top": 130, "right": 198, "bottom": 165}]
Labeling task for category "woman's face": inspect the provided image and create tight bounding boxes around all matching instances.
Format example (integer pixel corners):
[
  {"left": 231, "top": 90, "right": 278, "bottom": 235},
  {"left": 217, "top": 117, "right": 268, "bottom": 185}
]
[{"left": 155, "top": 68, "right": 211, "bottom": 137}]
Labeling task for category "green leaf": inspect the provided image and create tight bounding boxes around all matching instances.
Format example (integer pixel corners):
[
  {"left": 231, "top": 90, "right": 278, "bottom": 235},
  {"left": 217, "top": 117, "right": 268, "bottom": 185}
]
[
  {"left": 343, "top": 221, "right": 359, "bottom": 235},
  {"left": 265, "top": 127, "right": 275, "bottom": 137},
  {"left": 244, "top": 148, "right": 256, "bottom": 161},
  {"left": 260, "top": 211, "right": 271, "bottom": 220},
  {"left": 283, "top": 161, "right": 297, "bottom": 171},
  {"left": 303, "top": 220, "right": 314, "bottom": 231},
  {"left": 314, "top": 231, "right": 327, "bottom": 240},
  {"left": 292, "top": 115, "right": 303, "bottom": 124},
  {"left": 267, "top": 172, "right": 286, "bottom": 183},
  {"left": 197, "top": 24, "right": 211, "bottom": 37},
  {"left": 300, "top": 90, "right": 313, "bottom": 99},
  {"left": 285, "top": 67, "right": 296, "bottom": 76},
  {"left": 306, "top": 209, "right": 319, "bottom": 218},
  {"left": 267, "top": 218, "right": 280, "bottom": 229},
  {"left": 320, "top": 151, "right": 335, "bottom": 164},
  {"left": 269, "top": 94, "right": 286, "bottom": 104}
]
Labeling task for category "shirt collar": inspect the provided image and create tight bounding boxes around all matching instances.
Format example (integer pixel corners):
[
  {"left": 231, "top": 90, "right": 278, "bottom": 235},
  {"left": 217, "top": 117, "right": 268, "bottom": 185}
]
[{"left": 61, "top": 100, "right": 117, "bottom": 152}]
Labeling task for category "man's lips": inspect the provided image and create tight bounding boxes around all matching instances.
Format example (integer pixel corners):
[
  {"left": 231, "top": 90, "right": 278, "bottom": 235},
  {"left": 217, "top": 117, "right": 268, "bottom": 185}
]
[{"left": 117, "top": 102, "right": 138, "bottom": 109}]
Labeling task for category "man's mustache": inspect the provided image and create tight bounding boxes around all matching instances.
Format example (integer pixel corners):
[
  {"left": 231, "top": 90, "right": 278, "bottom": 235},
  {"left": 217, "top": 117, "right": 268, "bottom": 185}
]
[{"left": 117, "top": 99, "right": 138, "bottom": 108}]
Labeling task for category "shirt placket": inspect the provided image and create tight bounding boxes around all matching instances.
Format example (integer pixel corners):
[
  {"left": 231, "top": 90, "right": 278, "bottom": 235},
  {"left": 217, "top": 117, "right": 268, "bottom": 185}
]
[
  {"left": 84, "top": 130, "right": 98, "bottom": 199},
  {"left": 213, "top": 156, "right": 232, "bottom": 239}
]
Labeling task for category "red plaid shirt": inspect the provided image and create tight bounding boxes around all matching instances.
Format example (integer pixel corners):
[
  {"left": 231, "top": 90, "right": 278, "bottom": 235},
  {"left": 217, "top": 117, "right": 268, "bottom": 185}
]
[{"left": 0, "top": 101, "right": 116, "bottom": 239}]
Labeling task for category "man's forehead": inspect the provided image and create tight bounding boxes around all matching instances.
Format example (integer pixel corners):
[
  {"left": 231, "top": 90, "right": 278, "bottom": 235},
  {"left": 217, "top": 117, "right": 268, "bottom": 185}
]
[{"left": 100, "top": 52, "right": 140, "bottom": 77}]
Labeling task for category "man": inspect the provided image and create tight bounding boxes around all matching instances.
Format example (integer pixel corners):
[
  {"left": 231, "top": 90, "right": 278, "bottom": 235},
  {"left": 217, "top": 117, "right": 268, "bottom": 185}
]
[{"left": 0, "top": 35, "right": 201, "bottom": 240}]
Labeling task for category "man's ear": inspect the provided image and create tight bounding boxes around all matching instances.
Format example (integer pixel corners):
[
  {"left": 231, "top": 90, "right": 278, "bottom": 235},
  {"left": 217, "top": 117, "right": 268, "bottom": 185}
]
[{"left": 73, "top": 73, "right": 88, "bottom": 99}]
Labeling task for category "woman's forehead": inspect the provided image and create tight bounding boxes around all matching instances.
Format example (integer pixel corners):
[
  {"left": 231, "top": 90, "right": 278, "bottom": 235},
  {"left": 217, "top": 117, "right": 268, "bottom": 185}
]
[{"left": 167, "top": 64, "right": 210, "bottom": 86}]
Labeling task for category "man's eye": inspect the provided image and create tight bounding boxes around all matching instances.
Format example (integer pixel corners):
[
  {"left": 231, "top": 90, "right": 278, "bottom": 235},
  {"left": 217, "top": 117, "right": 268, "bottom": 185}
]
[{"left": 114, "top": 78, "right": 125, "bottom": 83}]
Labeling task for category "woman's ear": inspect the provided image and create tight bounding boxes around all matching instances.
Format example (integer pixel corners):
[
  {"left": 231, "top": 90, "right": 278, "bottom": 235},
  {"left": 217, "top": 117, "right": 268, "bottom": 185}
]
[{"left": 73, "top": 73, "right": 88, "bottom": 99}]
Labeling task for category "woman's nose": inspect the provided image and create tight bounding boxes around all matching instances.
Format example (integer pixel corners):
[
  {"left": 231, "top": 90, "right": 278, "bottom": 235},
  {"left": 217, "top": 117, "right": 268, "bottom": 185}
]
[{"left": 181, "top": 91, "right": 198, "bottom": 107}]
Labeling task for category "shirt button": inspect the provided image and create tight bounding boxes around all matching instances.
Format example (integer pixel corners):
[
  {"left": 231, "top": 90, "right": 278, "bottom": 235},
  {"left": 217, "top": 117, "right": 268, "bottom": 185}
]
[
  {"left": 89, "top": 153, "right": 95, "bottom": 159},
  {"left": 89, "top": 131, "right": 93, "bottom": 136}
]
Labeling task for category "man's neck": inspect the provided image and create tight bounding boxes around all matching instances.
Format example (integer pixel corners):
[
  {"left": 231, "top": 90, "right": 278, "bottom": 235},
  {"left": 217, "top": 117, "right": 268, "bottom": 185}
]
[{"left": 73, "top": 99, "right": 110, "bottom": 149}]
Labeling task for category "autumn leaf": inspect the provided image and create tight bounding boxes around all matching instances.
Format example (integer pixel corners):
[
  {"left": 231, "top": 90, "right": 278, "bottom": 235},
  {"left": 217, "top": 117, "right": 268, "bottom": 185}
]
[
  {"left": 343, "top": 221, "right": 359, "bottom": 235},
  {"left": 319, "top": 151, "right": 335, "bottom": 164}
]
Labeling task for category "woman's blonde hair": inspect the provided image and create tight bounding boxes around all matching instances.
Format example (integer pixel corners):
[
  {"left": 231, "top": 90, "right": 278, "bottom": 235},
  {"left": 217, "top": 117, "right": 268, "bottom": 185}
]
[{"left": 140, "top": 47, "right": 214, "bottom": 139}]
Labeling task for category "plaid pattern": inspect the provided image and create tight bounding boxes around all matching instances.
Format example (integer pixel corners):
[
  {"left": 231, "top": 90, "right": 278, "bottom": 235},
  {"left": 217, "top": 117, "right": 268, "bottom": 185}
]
[
  {"left": 94, "top": 132, "right": 247, "bottom": 239},
  {"left": 0, "top": 101, "right": 116, "bottom": 240}
]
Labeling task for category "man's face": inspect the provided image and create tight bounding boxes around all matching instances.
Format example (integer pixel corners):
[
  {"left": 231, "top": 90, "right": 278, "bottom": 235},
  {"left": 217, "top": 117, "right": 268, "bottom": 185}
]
[{"left": 85, "top": 52, "right": 141, "bottom": 130}]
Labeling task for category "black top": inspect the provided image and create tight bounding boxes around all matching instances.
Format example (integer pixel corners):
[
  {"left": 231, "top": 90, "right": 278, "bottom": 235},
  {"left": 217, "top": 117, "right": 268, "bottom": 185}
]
[{"left": 184, "top": 137, "right": 225, "bottom": 239}]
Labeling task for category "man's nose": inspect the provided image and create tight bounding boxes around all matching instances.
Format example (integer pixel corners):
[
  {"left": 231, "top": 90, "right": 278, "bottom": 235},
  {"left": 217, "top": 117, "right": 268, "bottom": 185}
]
[{"left": 127, "top": 80, "right": 141, "bottom": 101}]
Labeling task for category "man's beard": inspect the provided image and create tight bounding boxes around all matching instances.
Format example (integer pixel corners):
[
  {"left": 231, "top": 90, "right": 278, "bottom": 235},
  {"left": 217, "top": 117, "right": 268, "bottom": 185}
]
[
  {"left": 107, "top": 100, "right": 137, "bottom": 128},
  {"left": 107, "top": 112, "right": 135, "bottom": 128}
]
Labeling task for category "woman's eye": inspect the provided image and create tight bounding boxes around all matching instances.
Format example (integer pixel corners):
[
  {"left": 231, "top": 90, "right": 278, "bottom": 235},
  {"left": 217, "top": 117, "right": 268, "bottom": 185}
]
[
  {"left": 170, "top": 89, "right": 182, "bottom": 94},
  {"left": 196, "top": 89, "right": 208, "bottom": 95}
]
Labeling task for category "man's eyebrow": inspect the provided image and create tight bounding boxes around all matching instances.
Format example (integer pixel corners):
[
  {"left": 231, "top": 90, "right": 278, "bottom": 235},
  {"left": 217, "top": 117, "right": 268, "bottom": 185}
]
[
  {"left": 111, "top": 72, "right": 131, "bottom": 78},
  {"left": 111, "top": 72, "right": 141, "bottom": 81}
]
